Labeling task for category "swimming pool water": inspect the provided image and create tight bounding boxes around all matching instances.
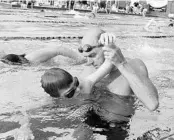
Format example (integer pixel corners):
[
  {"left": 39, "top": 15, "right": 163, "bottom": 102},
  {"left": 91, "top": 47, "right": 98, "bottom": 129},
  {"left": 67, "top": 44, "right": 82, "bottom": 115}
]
[{"left": 1, "top": 9, "right": 174, "bottom": 140}]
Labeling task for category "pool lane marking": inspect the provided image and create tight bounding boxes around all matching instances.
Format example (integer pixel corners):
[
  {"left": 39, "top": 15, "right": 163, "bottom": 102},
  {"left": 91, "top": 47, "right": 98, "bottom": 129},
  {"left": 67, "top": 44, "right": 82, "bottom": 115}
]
[
  {"left": 0, "top": 20, "right": 146, "bottom": 26},
  {"left": 1, "top": 35, "right": 174, "bottom": 41}
]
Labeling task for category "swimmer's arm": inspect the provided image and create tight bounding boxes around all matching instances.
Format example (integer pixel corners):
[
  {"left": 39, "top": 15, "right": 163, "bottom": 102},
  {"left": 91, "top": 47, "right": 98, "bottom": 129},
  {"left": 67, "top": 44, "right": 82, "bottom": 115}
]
[
  {"left": 117, "top": 60, "right": 159, "bottom": 111},
  {"left": 25, "top": 46, "right": 86, "bottom": 64},
  {"left": 86, "top": 60, "right": 114, "bottom": 85},
  {"left": 56, "top": 46, "right": 87, "bottom": 64}
]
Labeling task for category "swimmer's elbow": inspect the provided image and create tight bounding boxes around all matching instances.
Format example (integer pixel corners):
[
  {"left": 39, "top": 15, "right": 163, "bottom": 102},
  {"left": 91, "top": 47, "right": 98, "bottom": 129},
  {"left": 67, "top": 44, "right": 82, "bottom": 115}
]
[
  {"left": 147, "top": 85, "right": 159, "bottom": 111},
  {"left": 147, "top": 99, "right": 159, "bottom": 111}
]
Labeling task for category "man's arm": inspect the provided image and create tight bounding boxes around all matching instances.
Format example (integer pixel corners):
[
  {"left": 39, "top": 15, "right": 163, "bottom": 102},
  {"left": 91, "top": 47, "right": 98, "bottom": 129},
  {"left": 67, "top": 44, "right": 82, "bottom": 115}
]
[
  {"left": 25, "top": 46, "right": 86, "bottom": 64},
  {"left": 84, "top": 32, "right": 117, "bottom": 86},
  {"left": 80, "top": 59, "right": 114, "bottom": 95},
  {"left": 117, "top": 60, "right": 159, "bottom": 111},
  {"left": 86, "top": 59, "right": 114, "bottom": 85},
  {"left": 103, "top": 44, "right": 159, "bottom": 111}
]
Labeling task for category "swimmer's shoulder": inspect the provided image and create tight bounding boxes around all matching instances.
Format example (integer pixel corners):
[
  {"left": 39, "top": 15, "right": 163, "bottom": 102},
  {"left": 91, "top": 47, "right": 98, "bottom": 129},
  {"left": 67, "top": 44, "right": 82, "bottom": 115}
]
[
  {"left": 78, "top": 76, "right": 94, "bottom": 95},
  {"left": 109, "top": 58, "right": 148, "bottom": 77},
  {"left": 81, "top": 65, "right": 96, "bottom": 77}
]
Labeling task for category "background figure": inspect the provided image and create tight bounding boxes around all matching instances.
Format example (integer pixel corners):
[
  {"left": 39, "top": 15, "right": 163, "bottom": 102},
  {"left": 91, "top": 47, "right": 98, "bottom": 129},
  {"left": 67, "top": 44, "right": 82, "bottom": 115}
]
[
  {"left": 168, "top": 13, "right": 174, "bottom": 19},
  {"left": 144, "top": 18, "right": 161, "bottom": 32},
  {"left": 168, "top": 19, "right": 174, "bottom": 27},
  {"left": 0, "top": 46, "right": 86, "bottom": 66},
  {"left": 141, "top": 3, "right": 149, "bottom": 17},
  {"left": 74, "top": 12, "right": 95, "bottom": 19},
  {"left": 92, "top": 2, "right": 99, "bottom": 13},
  {"left": 98, "top": 0, "right": 108, "bottom": 13},
  {"left": 168, "top": 13, "right": 174, "bottom": 27},
  {"left": 111, "top": 3, "right": 118, "bottom": 13},
  {"left": 125, "top": 2, "right": 131, "bottom": 13},
  {"left": 142, "top": 8, "right": 148, "bottom": 17},
  {"left": 132, "top": 2, "right": 142, "bottom": 14}
]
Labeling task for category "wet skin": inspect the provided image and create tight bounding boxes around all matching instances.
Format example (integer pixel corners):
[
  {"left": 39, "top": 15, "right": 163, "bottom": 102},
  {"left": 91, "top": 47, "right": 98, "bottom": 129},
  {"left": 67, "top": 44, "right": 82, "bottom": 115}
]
[{"left": 80, "top": 45, "right": 148, "bottom": 97}]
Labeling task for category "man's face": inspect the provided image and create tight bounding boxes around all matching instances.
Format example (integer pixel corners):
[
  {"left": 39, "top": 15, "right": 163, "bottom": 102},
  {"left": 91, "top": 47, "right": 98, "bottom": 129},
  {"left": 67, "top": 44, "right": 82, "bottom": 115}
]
[
  {"left": 78, "top": 44, "right": 105, "bottom": 68},
  {"left": 79, "top": 27, "right": 105, "bottom": 68}
]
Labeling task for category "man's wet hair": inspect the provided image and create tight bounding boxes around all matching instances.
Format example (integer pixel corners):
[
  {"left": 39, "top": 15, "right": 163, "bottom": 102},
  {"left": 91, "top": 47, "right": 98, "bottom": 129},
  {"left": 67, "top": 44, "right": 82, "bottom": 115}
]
[
  {"left": 41, "top": 68, "right": 73, "bottom": 98},
  {"left": 1, "top": 54, "right": 29, "bottom": 65}
]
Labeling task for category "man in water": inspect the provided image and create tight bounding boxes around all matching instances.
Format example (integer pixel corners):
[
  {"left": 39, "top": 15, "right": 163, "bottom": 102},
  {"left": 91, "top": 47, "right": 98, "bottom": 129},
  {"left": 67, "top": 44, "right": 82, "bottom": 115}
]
[
  {"left": 39, "top": 27, "right": 158, "bottom": 139},
  {"left": 41, "top": 27, "right": 158, "bottom": 121},
  {"left": 40, "top": 34, "right": 158, "bottom": 139},
  {"left": 0, "top": 45, "right": 86, "bottom": 65},
  {"left": 78, "top": 27, "right": 159, "bottom": 112},
  {"left": 73, "top": 11, "right": 95, "bottom": 19},
  {"left": 41, "top": 43, "right": 135, "bottom": 140},
  {"left": 144, "top": 18, "right": 162, "bottom": 32}
]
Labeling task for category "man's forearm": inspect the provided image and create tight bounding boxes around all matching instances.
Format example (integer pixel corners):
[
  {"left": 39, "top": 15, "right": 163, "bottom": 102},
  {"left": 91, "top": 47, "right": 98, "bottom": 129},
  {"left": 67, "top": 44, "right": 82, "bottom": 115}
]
[
  {"left": 57, "top": 47, "right": 87, "bottom": 64},
  {"left": 87, "top": 60, "right": 114, "bottom": 84},
  {"left": 117, "top": 61, "right": 159, "bottom": 111},
  {"left": 26, "top": 46, "right": 86, "bottom": 64}
]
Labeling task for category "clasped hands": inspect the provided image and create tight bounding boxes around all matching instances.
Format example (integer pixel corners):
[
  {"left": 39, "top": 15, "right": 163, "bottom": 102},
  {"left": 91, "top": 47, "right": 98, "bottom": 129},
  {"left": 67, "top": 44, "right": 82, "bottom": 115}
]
[{"left": 99, "top": 33, "right": 126, "bottom": 67}]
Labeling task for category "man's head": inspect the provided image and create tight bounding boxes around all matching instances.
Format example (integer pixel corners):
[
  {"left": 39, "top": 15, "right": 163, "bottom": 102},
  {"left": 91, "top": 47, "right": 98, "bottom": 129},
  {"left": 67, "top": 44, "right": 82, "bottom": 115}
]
[
  {"left": 1, "top": 54, "right": 29, "bottom": 65},
  {"left": 41, "top": 68, "right": 79, "bottom": 98},
  {"left": 78, "top": 27, "right": 105, "bottom": 68}
]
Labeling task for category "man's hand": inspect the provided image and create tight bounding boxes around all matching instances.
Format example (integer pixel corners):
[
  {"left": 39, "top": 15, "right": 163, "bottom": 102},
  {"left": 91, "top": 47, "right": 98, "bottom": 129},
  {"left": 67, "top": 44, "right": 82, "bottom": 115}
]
[
  {"left": 99, "top": 33, "right": 116, "bottom": 45},
  {"left": 102, "top": 43, "right": 126, "bottom": 67}
]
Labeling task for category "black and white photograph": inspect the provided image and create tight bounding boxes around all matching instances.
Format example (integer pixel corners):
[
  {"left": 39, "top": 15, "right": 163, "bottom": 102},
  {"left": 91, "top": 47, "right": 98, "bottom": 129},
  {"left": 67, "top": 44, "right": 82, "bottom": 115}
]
[{"left": 0, "top": 0, "right": 174, "bottom": 139}]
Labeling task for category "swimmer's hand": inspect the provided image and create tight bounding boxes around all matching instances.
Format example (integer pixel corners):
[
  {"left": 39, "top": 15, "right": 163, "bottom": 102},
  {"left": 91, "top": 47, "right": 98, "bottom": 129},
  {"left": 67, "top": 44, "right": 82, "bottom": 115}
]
[
  {"left": 99, "top": 33, "right": 116, "bottom": 45},
  {"left": 103, "top": 44, "right": 126, "bottom": 67}
]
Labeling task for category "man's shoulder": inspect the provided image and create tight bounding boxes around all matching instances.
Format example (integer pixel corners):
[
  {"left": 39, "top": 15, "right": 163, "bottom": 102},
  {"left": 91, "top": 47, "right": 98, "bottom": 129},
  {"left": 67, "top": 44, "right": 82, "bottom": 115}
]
[
  {"left": 79, "top": 77, "right": 94, "bottom": 95},
  {"left": 81, "top": 65, "right": 96, "bottom": 77},
  {"left": 108, "top": 58, "right": 148, "bottom": 77}
]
